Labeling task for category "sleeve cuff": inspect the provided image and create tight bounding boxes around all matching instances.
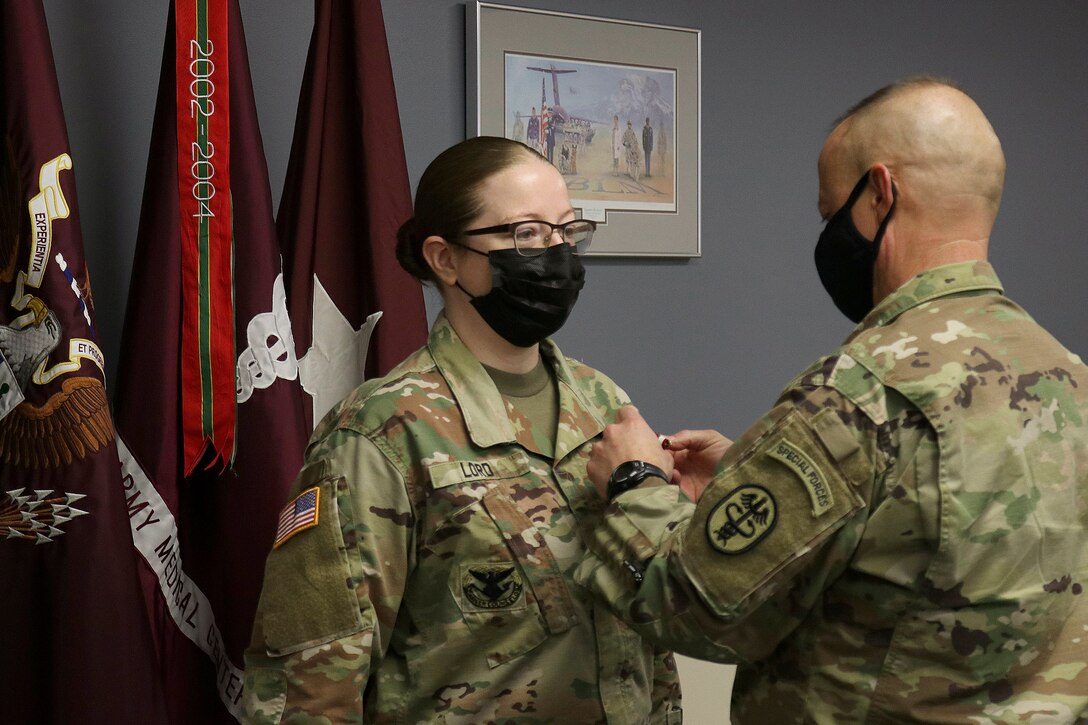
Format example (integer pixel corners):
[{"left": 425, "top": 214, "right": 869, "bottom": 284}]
[
  {"left": 575, "top": 483, "right": 694, "bottom": 601},
  {"left": 612, "top": 482, "right": 695, "bottom": 548}
]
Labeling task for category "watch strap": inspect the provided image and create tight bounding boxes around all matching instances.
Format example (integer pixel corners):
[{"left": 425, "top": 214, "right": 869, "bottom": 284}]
[{"left": 606, "top": 460, "right": 669, "bottom": 500}]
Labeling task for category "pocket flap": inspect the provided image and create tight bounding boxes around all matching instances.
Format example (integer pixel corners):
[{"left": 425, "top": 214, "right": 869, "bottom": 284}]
[{"left": 482, "top": 488, "right": 579, "bottom": 636}]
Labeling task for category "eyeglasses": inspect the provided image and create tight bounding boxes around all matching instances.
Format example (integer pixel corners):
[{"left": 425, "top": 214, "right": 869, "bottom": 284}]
[{"left": 462, "top": 219, "right": 596, "bottom": 256}]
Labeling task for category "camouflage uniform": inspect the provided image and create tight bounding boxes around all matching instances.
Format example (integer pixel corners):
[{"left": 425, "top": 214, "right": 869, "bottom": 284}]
[
  {"left": 576, "top": 261, "right": 1088, "bottom": 723},
  {"left": 244, "top": 314, "right": 683, "bottom": 724}
]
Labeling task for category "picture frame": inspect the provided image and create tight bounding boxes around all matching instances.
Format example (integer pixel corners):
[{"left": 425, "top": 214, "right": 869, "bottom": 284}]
[{"left": 467, "top": 2, "right": 701, "bottom": 257}]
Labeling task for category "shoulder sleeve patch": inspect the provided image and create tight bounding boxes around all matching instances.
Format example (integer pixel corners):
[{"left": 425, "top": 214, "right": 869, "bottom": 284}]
[
  {"left": 767, "top": 438, "right": 834, "bottom": 516},
  {"left": 683, "top": 408, "right": 866, "bottom": 614},
  {"left": 273, "top": 486, "right": 321, "bottom": 549},
  {"left": 257, "top": 462, "right": 364, "bottom": 656}
]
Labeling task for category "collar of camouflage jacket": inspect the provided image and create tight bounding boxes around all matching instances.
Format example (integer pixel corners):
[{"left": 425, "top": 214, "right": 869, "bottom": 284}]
[
  {"left": 860, "top": 260, "right": 1004, "bottom": 330},
  {"left": 427, "top": 312, "right": 605, "bottom": 453}
]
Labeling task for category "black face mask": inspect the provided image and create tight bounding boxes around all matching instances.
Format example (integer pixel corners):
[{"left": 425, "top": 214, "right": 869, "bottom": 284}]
[
  {"left": 814, "top": 171, "right": 897, "bottom": 323},
  {"left": 455, "top": 242, "right": 585, "bottom": 347}
]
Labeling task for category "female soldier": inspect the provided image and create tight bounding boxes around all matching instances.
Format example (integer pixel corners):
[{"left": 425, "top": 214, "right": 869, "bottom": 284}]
[{"left": 244, "top": 137, "right": 683, "bottom": 724}]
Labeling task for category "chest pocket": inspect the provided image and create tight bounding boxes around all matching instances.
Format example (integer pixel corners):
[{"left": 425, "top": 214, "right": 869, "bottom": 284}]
[{"left": 423, "top": 451, "right": 579, "bottom": 668}]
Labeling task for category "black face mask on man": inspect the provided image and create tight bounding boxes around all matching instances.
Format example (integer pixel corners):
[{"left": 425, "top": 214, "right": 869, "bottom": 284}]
[
  {"left": 814, "top": 170, "right": 898, "bottom": 323},
  {"left": 454, "top": 242, "right": 586, "bottom": 347}
]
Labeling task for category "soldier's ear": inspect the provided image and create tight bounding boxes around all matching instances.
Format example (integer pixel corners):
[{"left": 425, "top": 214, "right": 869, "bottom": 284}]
[
  {"left": 867, "top": 164, "right": 896, "bottom": 218},
  {"left": 423, "top": 235, "right": 459, "bottom": 286}
]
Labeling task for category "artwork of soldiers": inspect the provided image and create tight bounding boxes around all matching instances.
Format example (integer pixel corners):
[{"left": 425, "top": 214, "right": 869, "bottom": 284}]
[{"left": 504, "top": 54, "right": 675, "bottom": 210}]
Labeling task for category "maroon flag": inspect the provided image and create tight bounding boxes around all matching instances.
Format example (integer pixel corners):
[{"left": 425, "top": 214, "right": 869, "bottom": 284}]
[
  {"left": 0, "top": 2, "right": 165, "bottom": 722},
  {"left": 280, "top": 0, "right": 428, "bottom": 429},
  {"left": 114, "top": 1, "right": 307, "bottom": 722}
]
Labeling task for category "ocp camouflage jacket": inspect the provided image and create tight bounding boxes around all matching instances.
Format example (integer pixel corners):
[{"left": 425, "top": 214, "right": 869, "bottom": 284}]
[
  {"left": 577, "top": 261, "right": 1088, "bottom": 724},
  {"left": 244, "top": 313, "right": 682, "bottom": 724}
]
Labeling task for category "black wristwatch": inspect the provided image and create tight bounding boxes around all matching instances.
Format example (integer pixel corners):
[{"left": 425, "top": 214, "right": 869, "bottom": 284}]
[{"left": 606, "top": 460, "right": 669, "bottom": 500}]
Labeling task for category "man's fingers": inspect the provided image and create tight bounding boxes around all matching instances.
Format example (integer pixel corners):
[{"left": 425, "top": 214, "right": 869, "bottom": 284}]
[
  {"left": 665, "top": 429, "right": 726, "bottom": 451},
  {"left": 615, "top": 405, "right": 641, "bottom": 423},
  {"left": 662, "top": 430, "right": 696, "bottom": 451}
]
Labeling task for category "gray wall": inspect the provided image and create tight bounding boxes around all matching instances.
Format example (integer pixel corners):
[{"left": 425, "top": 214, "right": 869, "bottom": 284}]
[
  {"left": 384, "top": 0, "right": 1088, "bottom": 440},
  {"left": 45, "top": 0, "right": 1087, "bottom": 440}
]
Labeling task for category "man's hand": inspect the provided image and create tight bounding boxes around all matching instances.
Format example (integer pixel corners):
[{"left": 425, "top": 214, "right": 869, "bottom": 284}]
[
  {"left": 664, "top": 429, "right": 732, "bottom": 503},
  {"left": 588, "top": 406, "right": 673, "bottom": 498}
]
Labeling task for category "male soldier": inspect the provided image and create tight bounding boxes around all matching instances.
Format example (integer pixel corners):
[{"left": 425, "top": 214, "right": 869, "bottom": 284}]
[
  {"left": 579, "top": 77, "right": 1088, "bottom": 722},
  {"left": 527, "top": 106, "right": 540, "bottom": 152},
  {"left": 642, "top": 117, "right": 654, "bottom": 177},
  {"left": 512, "top": 110, "right": 524, "bottom": 144}
]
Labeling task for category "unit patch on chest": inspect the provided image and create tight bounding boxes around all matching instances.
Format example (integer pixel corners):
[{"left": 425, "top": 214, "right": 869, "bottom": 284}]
[{"left": 462, "top": 563, "right": 525, "bottom": 610}]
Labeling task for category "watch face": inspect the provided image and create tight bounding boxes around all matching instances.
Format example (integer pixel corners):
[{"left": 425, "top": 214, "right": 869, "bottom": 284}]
[
  {"left": 608, "top": 461, "right": 657, "bottom": 499},
  {"left": 616, "top": 461, "right": 644, "bottom": 484}
]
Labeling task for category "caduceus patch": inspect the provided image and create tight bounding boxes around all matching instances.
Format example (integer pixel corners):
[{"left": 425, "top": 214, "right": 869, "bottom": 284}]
[
  {"left": 706, "top": 484, "right": 778, "bottom": 555},
  {"left": 462, "top": 563, "right": 524, "bottom": 610}
]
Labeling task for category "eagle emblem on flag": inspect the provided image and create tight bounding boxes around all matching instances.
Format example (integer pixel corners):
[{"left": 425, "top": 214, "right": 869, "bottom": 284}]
[{"left": 0, "top": 135, "right": 113, "bottom": 468}]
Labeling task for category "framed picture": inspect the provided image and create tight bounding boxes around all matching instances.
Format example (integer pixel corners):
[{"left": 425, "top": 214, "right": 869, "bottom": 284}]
[{"left": 467, "top": 2, "right": 701, "bottom": 257}]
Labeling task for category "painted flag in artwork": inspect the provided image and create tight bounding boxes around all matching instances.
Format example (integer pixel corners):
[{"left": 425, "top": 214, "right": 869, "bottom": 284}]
[
  {"left": 278, "top": 0, "right": 428, "bottom": 430},
  {"left": 540, "top": 76, "right": 549, "bottom": 155},
  {"left": 113, "top": 0, "right": 307, "bottom": 722},
  {"left": 0, "top": 2, "right": 166, "bottom": 722}
]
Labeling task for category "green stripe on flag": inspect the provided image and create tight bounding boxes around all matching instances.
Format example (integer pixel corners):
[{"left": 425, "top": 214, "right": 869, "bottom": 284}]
[{"left": 196, "top": 0, "right": 213, "bottom": 437}]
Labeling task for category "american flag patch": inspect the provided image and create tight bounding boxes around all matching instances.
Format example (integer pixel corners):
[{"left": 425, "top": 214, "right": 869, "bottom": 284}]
[{"left": 273, "top": 487, "right": 320, "bottom": 549}]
